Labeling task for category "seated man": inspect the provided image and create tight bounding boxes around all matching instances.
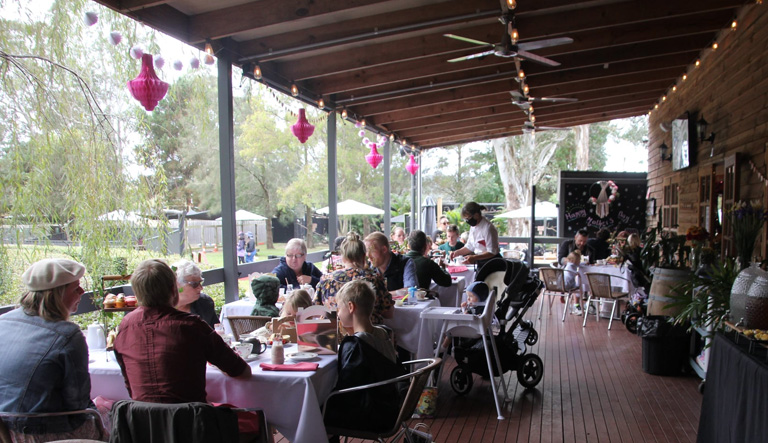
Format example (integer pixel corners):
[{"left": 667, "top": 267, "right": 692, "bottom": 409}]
[
  {"left": 114, "top": 259, "right": 251, "bottom": 404},
  {"left": 558, "top": 229, "right": 595, "bottom": 266},
  {"left": 586, "top": 228, "right": 612, "bottom": 261},
  {"left": 324, "top": 280, "right": 403, "bottom": 434},
  {"left": 404, "top": 230, "right": 452, "bottom": 290},
  {"left": 364, "top": 232, "right": 417, "bottom": 291}
]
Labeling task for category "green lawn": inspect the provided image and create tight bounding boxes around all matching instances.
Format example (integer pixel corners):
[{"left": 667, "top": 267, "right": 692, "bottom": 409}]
[{"left": 195, "top": 243, "right": 329, "bottom": 268}]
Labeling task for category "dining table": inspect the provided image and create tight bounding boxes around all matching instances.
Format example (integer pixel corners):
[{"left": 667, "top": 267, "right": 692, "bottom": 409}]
[
  {"left": 382, "top": 298, "right": 440, "bottom": 359},
  {"left": 429, "top": 275, "right": 467, "bottom": 307},
  {"left": 446, "top": 263, "right": 476, "bottom": 286},
  {"left": 88, "top": 349, "right": 337, "bottom": 443},
  {"left": 219, "top": 298, "right": 257, "bottom": 335},
  {"left": 578, "top": 263, "right": 635, "bottom": 294}
]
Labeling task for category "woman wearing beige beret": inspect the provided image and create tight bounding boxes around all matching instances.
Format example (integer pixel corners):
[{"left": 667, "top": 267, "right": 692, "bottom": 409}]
[{"left": 0, "top": 258, "right": 106, "bottom": 441}]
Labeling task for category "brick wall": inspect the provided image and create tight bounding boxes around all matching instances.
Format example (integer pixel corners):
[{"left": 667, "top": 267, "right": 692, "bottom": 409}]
[{"left": 647, "top": 4, "right": 768, "bottom": 255}]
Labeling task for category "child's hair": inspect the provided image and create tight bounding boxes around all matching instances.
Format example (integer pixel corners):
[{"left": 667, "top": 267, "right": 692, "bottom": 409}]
[
  {"left": 566, "top": 250, "right": 582, "bottom": 264},
  {"left": 627, "top": 233, "right": 641, "bottom": 249},
  {"left": 336, "top": 279, "right": 375, "bottom": 318},
  {"left": 281, "top": 289, "right": 313, "bottom": 316}
]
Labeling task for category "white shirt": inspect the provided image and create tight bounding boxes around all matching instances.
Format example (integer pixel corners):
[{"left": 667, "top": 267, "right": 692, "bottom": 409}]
[{"left": 465, "top": 217, "right": 499, "bottom": 255}]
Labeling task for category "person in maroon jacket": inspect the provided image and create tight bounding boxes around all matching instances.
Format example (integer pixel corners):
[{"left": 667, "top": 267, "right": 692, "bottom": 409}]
[{"left": 114, "top": 259, "right": 251, "bottom": 403}]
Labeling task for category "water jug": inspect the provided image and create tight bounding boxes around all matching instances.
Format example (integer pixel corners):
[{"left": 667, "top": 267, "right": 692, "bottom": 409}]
[{"left": 86, "top": 323, "right": 107, "bottom": 350}]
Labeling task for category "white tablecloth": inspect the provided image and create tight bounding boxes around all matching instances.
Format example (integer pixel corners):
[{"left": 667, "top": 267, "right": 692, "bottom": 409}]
[
  {"left": 447, "top": 264, "right": 475, "bottom": 284},
  {"left": 89, "top": 349, "right": 337, "bottom": 443},
  {"left": 383, "top": 299, "right": 439, "bottom": 357},
  {"left": 219, "top": 299, "right": 256, "bottom": 335},
  {"left": 578, "top": 264, "right": 634, "bottom": 294},
  {"left": 430, "top": 276, "right": 466, "bottom": 307}
]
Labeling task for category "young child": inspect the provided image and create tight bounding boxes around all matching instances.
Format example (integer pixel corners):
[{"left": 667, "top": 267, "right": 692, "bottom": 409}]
[
  {"left": 250, "top": 274, "right": 281, "bottom": 317},
  {"left": 324, "top": 279, "right": 402, "bottom": 434},
  {"left": 252, "top": 289, "right": 313, "bottom": 342},
  {"left": 441, "top": 281, "right": 489, "bottom": 350},
  {"left": 564, "top": 250, "right": 582, "bottom": 314}
]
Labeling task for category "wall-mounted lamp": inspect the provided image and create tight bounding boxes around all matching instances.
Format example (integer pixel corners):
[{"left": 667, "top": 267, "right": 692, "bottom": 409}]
[
  {"left": 697, "top": 116, "right": 716, "bottom": 144},
  {"left": 660, "top": 142, "right": 672, "bottom": 162}
]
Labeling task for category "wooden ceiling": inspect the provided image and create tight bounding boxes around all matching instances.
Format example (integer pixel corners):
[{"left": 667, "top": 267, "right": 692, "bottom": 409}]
[{"left": 93, "top": 0, "right": 744, "bottom": 149}]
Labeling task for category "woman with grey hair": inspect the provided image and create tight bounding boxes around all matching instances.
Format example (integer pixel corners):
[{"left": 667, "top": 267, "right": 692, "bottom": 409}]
[
  {"left": 271, "top": 238, "right": 323, "bottom": 290},
  {"left": 0, "top": 258, "right": 105, "bottom": 440},
  {"left": 173, "top": 259, "right": 218, "bottom": 328}
]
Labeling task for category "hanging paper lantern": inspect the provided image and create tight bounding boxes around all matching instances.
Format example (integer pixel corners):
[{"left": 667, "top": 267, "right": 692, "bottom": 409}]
[
  {"left": 129, "top": 46, "right": 143, "bottom": 59},
  {"left": 189, "top": 58, "right": 200, "bottom": 69},
  {"left": 172, "top": 60, "right": 183, "bottom": 71},
  {"left": 127, "top": 53, "right": 169, "bottom": 111},
  {"left": 291, "top": 109, "right": 315, "bottom": 143},
  {"left": 83, "top": 11, "right": 98, "bottom": 26},
  {"left": 204, "top": 54, "right": 215, "bottom": 65},
  {"left": 365, "top": 143, "right": 383, "bottom": 169},
  {"left": 154, "top": 55, "right": 165, "bottom": 70},
  {"left": 108, "top": 31, "right": 122, "bottom": 46},
  {"left": 406, "top": 154, "right": 419, "bottom": 175}
]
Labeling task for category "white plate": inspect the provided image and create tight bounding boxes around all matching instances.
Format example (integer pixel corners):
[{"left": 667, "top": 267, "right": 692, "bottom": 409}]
[{"left": 286, "top": 352, "right": 318, "bottom": 361}]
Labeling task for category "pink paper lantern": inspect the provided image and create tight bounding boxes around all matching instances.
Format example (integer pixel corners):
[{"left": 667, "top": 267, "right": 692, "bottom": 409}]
[
  {"left": 365, "top": 143, "right": 383, "bottom": 169},
  {"left": 127, "top": 53, "right": 169, "bottom": 111},
  {"left": 291, "top": 109, "right": 315, "bottom": 143},
  {"left": 406, "top": 154, "right": 419, "bottom": 175}
]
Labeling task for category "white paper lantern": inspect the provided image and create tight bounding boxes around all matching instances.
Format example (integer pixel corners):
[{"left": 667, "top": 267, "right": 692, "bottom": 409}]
[
  {"left": 83, "top": 11, "right": 98, "bottom": 26},
  {"left": 129, "top": 46, "right": 143, "bottom": 60},
  {"left": 203, "top": 54, "right": 215, "bottom": 65}
]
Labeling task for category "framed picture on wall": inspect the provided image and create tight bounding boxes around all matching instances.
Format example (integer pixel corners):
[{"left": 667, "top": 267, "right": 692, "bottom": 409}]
[{"left": 646, "top": 198, "right": 656, "bottom": 217}]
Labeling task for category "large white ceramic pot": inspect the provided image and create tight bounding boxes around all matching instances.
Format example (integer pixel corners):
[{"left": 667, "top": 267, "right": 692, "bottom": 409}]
[{"left": 647, "top": 268, "right": 692, "bottom": 317}]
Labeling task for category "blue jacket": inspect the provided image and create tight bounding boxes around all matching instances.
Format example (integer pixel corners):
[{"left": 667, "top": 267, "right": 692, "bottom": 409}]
[
  {"left": 0, "top": 308, "right": 93, "bottom": 433},
  {"left": 376, "top": 252, "right": 417, "bottom": 292},
  {"left": 271, "top": 257, "right": 323, "bottom": 289}
]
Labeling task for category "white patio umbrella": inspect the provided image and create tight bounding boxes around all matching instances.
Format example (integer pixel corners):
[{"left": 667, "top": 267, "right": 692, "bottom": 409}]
[
  {"left": 214, "top": 209, "right": 267, "bottom": 221},
  {"left": 316, "top": 199, "right": 384, "bottom": 216},
  {"left": 494, "top": 201, "right": 559, "bottom": 219}
]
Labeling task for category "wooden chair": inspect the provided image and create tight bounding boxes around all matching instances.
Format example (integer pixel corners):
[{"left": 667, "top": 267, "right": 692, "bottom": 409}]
[
  {"left": 322, "top": 358, "right": 441, "bottom": 443},
  {"left": 583, "top": 273, "right": 630, "bottom": 330},
  {"left": 538, "top": 267, "right": 581, "bottom": 322},
  {"left": 0, "top": 410, "right": 105, "bottom": 443},
  {"left": 227, "top": 316, "right": 272, "bottom": 341}
]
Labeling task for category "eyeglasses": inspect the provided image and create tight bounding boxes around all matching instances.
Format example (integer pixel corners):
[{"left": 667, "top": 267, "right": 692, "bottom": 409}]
[
  {"left": 286, "top": 253, "right": 305, "bottom": 259},
  {"left": 441, "top": 221, "right": 449, "bottom": 226},
  {"left": 184, "top": 279, "right": 204, "bottom": 289}
]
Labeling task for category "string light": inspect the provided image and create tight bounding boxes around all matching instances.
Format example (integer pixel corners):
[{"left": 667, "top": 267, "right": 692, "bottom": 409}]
[
  {"left": 529, "top": 114, "right": 536, "bottom": 123},
  {"left": 528, "top": 105, "right": 534, "bottom": 113},
  {"left": 662, "top": 95, "right": 666, "bottom": 102},
  {"left": 712, "top": 42, "right": 718, "bottom": 51},
  {"left": 522, "top": 84, "right": 529, "bottom": 95},
  {"left": 682, "top": 74, "right": 687, "bottom": 81},
  {"left": 510, "top": 28, "right": 519, "bottom": 44},
  {"left": 291, "top": 83, "right": 299, "bottom": 97},
  {"left": 360, "top": 118, "right": 366, "bottom": 127},
  {"left": 317, "top": 98, "right": 324, "bottom": 108},
  {"left": 654, "top": 104, "right": 659, "bottom": 110},
  {"left": 204, "top": 41, "right": 213, "bottom": 56},
  {"left": 389, "top": 134, "right": 395, "bottom": 141},
  {"left": 695, "top": 59, "right": 701, "bottom": 67},
  {"left": 507, "top": 0, "right": 516, "bottom": 9},
  {"left": 253, "top": 65, "right": 262, "bottom": 80},
  {"left": 731, "top": 19, "right": 738, "bottom": 31},
  {"left": 341, "top": 109, "right": 348, "bottom": 118},
  {"left": 672, "top": 85, "right": 677, "bottom": 92},
  {"left": 518, "top": 69, "right": 525, "bottom": 80}
]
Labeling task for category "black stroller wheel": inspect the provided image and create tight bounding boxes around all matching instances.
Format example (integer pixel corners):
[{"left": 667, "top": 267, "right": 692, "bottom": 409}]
[
  {"left": 517, "top": 354, "right": 544, "bottom": 389},
  {"left": 525, "top": 329, "right": 539, "bottom": 346},
  {"left": 625, "top": 313, "right": 640, "bottom": 334},
  {"left": 450, "top": 366, "right": 473, "bottom": 395}
]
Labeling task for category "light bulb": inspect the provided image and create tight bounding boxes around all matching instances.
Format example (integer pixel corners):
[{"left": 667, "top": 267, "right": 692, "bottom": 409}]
[
  {"left": 291, "top": 83, "right": 299, "bottom": 97},
  {"left": 528, "top": 105, "right": 534, "bottom": 113},
  {"left": 204, "top": 42, "right": 214, "bottom": 56},
  {"left": 662, "top": 95, "right": 666, "bottom": 102},
  {"left": 672, "top": 85, "right": 677, "bottom": 92},
  {"left": 341, "top": 109, "right": 348, "bottom": 118},
  {"left": 712, "top": 42, "right": 718, "bottom": 50},
  {"left": 253, "top": 65, "right": 262, "bottom": 80},
  {"left": 654, "top": 104, "right": 659, "bottom": 110},
  {"left": 317, "top": 98, "right": 324, "bottom": 108},
  {"left": 731, "top": 20, "right": 738, "bottom": 31},
  {"left": 682, "top": 74, "right": 687, "bottom": 81},
  {"left": 510, "top": 28, "right": 519, "bottom": 44},
  {"left": 523, "top": 84, "right": 529, "bottom": 95},
  {"left": 518, "top": 69, "right": 525, "bottom": 80},
  {"left": 389, "top": 134, "right": 395, "bottom": 141},
  {"left": 361, "top": 119, "right": 366, "bottom": 127},
  {"left": 530, "top": 115, "right": 536, "bottom": 123},
  {"left": 695, "top": 59, "right": 701, "bottom": 67},
  {"left": 507, "top": 0, "right": 516, "bottom": 9}
]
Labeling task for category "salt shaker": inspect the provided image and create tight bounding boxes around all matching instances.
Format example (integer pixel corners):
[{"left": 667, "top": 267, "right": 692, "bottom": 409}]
[{"left": 271, "top": 335, "right": 284, "bottom": 364}]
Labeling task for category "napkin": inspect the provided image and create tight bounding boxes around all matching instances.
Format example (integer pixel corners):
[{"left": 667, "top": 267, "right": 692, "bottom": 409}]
[
  {"left": 447, "top": 265, "right": 468, "bottom": 273},
  {"left": 259, "top": 362, "right": 319, "bottom": 371}
]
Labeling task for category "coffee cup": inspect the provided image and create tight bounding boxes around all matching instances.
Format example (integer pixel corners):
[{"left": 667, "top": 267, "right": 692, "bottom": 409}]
[
  {"left": 415, "top": 290, "right": 427, "bottom": 301},
  {"left": 232, "top": 342, "right": 253, "bottom": 357}
]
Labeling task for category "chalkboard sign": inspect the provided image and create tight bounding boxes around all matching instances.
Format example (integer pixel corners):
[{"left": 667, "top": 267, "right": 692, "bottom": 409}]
[{"left": 562, "top": 181, "right": 647, "bottom": 237}]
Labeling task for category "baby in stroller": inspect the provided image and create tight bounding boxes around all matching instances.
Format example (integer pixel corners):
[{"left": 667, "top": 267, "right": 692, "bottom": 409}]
[{"left": 440, "top": 281, "right": 490, "bottom": 351}]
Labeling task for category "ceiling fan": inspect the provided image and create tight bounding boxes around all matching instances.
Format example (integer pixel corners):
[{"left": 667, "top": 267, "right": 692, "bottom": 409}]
[
  {"left": 522, "top": 121, "right": 570, "bottom": 134},
  {"left": 510, "top": 90, "right": 578, "bottom": 110},
  {"left": 445, "top": 11, "right": 572, "bottom": 66}
]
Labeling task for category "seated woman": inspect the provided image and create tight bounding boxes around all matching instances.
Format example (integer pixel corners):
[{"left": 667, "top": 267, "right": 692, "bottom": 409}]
[
  {"left": 315, "top": 232, "right": 393, "bottom": 324},
  {"left": 390, "top": 226, "right": 406, "bottom": 253},
  {"left": 173, "top": 259, "right": 218, "bottom": 328},
  {"left": 114, "top": 259, "right": 251, "bottom": 404},
  {"left": 271, "top": 238, "right": 323, "bottom": 289},
  {"left": 0, "top": 259, "right": 105, "bottom": 441}
]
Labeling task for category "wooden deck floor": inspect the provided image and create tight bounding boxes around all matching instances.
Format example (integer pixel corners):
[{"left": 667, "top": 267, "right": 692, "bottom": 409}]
[{"left": 278, "top": 297, "right": 703, "bottom": 442}]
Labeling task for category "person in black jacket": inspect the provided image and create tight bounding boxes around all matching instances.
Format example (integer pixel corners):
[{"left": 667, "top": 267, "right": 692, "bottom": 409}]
[
  {"left": 324, "top": 280, "right": 404, "bottom": 435},
  {"left": 587, "top": 228, "right": 612, "bottom": 261},
  {"left": 558, "top": 229, "right": 595, "bottom": 265},
  {"left": 271, "top": 238, "right": 323, "bottom": 289}
]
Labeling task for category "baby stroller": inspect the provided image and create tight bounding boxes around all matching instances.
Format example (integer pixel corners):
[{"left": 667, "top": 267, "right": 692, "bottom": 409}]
[
  {"left": 449, "top": 258, "right": 545, "bottom": 395},
  {"left": 619, "top": 257, "right": 651, "bottom": 334}
]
